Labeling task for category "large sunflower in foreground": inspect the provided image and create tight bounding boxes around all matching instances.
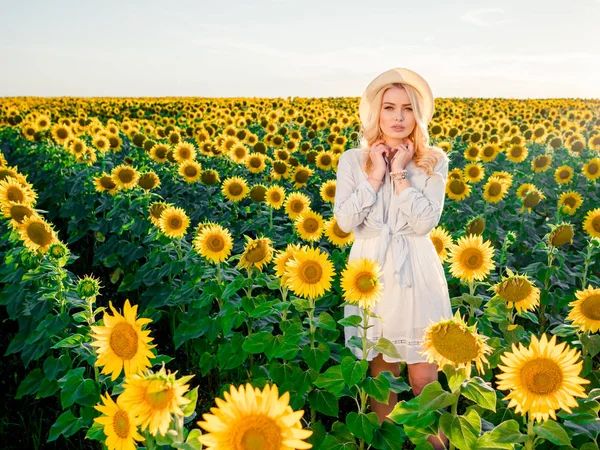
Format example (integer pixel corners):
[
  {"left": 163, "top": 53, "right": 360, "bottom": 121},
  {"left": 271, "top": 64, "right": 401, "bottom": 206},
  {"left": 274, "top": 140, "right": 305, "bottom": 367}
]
[
  {"left": 17, "top": 215, "right": 59, "bottom": 253},
  {"left": 193, "top": 223, "right": 233, "bottom": 264},
  {"left": 221, "top": 176, "right": 249, "bottom": 202},
  {"left": 196, "top": 383, "right": 313, "bottom": 449},
  {"left": 90, "top": 299, "right": 155, "bottom": 381},
  {"left": 583, "top": 208, "right": 600, "bottom": 238},
  {"left": 429, "top": 226, "right": 453, "bottom": 262},
  {"left": 496, "top": 333, "right": 590, "bottom": 423},
  {"left": 447, "top": 234, "right": 495, "bottom": 283},
  {"left": 284, "top": 246, "right": 335, "bottom": 300},
  {"left": 566, "top": 285, "right": 600, "bottom": 333},
  {"left": 490, "top": 269, "right": 540, "bottom": 313},
  {"left": 119, "top": 365, "right": 193, "bottom": 436},
  {"left": 238, "top": 235, "right": 274, "bottom": 272},
  {"left": 158, "top": 206, "right": 190, "bottom": 239},
  {"left": 94, "top": 392, "right": 143, "bottom": 450},
  {"left": 421, "top": 310, "right": 492, "bottom": 378},
  {"left": 340, "top": 257, "right": 383, "bottom": 309},
  {"left": 323, "top": 217, "right": 354, "bottom": 247},
  {"left": 111, "top": 164, "right": 140, "bottom": 190},
  {"left": 0, "top": 176, "right": 37, "bottom": 207}
]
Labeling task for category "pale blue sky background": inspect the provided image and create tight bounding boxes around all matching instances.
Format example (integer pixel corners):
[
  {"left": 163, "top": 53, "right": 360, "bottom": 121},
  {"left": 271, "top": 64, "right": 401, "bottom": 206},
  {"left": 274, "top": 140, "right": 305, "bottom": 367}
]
[{"left": 1, "top": 0, "right": 599, "bottom": 98}]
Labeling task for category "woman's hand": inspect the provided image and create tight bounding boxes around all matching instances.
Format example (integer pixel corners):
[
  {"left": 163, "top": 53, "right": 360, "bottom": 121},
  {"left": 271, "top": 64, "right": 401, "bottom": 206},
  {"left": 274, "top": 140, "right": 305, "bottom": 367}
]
[
  {"left": 369, "top": 139, "right": 390, "bottom": 178},
  {"left": 390, "top": 137, "right": 415, "bottom": 172}
]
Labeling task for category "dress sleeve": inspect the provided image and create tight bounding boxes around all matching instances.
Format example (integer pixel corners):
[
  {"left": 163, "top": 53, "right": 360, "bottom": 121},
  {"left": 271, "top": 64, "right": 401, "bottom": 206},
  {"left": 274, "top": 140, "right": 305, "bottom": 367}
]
[
  {"left": 333, "top": 151, "right": 378, "bottom": 233},
  {"left": 392, "top": 155, "right": 449, "bottom": 235}
]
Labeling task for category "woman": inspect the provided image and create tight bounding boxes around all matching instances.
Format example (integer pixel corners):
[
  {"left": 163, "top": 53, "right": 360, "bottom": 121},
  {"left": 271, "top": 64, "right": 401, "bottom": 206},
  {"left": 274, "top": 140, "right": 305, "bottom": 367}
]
[{"left": 333, "top": 68, "right": 451, "bottom": 450}]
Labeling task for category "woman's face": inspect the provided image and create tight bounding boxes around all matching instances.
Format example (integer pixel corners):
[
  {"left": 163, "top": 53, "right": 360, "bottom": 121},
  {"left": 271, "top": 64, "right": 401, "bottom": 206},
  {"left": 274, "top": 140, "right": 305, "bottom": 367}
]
[{"left": 379, "top": 85, "right": 416, "bottom": 142}]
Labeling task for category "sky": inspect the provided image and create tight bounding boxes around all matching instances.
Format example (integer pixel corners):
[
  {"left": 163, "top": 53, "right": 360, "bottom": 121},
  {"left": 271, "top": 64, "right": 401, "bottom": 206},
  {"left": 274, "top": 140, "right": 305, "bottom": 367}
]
[{"left": 1, "top": 0, "right": 600, "bottom": 99}]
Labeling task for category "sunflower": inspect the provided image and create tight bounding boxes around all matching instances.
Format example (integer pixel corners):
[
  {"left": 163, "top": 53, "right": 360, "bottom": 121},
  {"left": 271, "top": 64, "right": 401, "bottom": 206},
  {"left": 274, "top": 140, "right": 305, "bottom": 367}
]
[
  {"left": 315, "top": 151, "right": 335, "bottom": 171},
  {"left": 0, "top": 176, "right": 37, "bottom": 207},
  {"left": 158, "top": 206, "right": 190, "bottom": 239},
  {"left": 480, "top": 144, "right": 501, "bottom": 163},
  {"left": 554, "top": 165, "right": 574, "bottom": 184},
  {"left": 516, "top": 183, "right": 537, "bottom": 199},
  {"left": 17, "top": 215, "right": 59, "bottom": 253},
  {"left": 193, "top": 224, "right": 233, "bottom": 264},
  {"left": 464, "top": 144, "right": 481, "bottom": 161},
  {"left": 111, "top": 165, "right": 140, "bottom": 190},
  {"left": 447, "top": 234, "right": 495, "bottom": 283},
  {"left": 273, "top": 243, "right": 303, "bottom": 286},
  {"left": 531, "top": 154, "right": 552, "bottom": 173},
  {"left": 445, "top": 178, "right": 471, "bottom": 201},
  {"left": 150, "top": 143, "right": 170, "bottom": 163},
  {"left": 89, "top": 299, "right": 155, "bottom": 381},
  {"left": 547, "top": 223, "right": 574, "bottom": 248},
  {"left": 201, "top": 169, "right": 220, "bottom": 185},
  {"left": 294, "top": 210, "right": 324, "bottom": 242},
  {"left": 292, "top": 165, "right": 314, "bottom": 189},
  {"left": 491, "top": 269, "right": 540, "bottom": 313},
  {"left": 229, "top": 143, "right": 249, "bottom": 164},
  {"left": 340, "top": 257, "right": 384, "bottom": 309},
  {"left": 265, "top": 185, "right": 286, "bottom": 209},
  {"left": 51, "top": 123, "right": 72, "bottom": 144},
  {"left": 284, "top": 192, "right": 311, "bottom": 220},
  {"left": 319, "top": 179, "right": 336, "bottom": 203},
  {"left": 557, "top": 191, "right": 583, "bottom": 215},
  {"left": 271, "top": 161, "right": 291, "bottom": 181},
  {"left": 221, "top": 176, "right": 249, "bottom": 202},
  {"left": 447, "top": 168, "right": 463, "bottom": 181},
  {"left": 238, "top": 235, "right": 274, "bottom": 272},
  {"left": 430, "top": 226, "right": 453, "bottom": 262},
  {"left": 421, "top": 310, "right": 492, "bottom": 378},
  {"left": 465, "top": 217, "right": 486, "bottom": 236},
  {"left": 76, "top": 274, "right": 102, "bottom": 298},
  {"left": 94, "top": 392, "right": 144, "bottom": 450},
  {"left": 173, "top": 142, "right": 196, "bottom": 163},
  {"left": 138, "top": 172, "right": 161, "bottom": 192},
  {"left": 582, "top": 157, "right": 600, "bottom": 182},
  {"left": 506, "top": 144, "right": 528, "bottom": 163},
  {"left": 148, "top": 202, "right": 171, "bottom": 227},
  {"left": 119, "top": 365, "right": 193, "bottom": 436},
  {"left": 245, "top": 153, "right": 267, "bottom": 174},
  {"left": 520, "top": 188, "right": 545, "bottom": 213},
  {"left": 495, "top": 333, "right": 590, "bottom": 423},
  {"left": 1, "top": 203, "right": 36, "bottom": 228},
  {"left": 323, "top": 217, "right": 354, "bottom": 247},
  {"left": 463, "top": 163, "right": 485, "bottom": 183},
  {"left": 583, "top": 208, "right": 600, "bottom": 238},
  {"left": 196, "top": 382, "right": 313, "bottom": 450},
  {"left": 179, "top": 161, "right": 203, "bottom": 183},
  {"left": 566, "top": 285, "right": 600, "bottom": 333},
  {"left": 93, "top": 135, "right": 110, "bottom": 153},
  {"left": 482, "top": 176, "right": 509, "bottom": 204},
  {"left": 284, "top": 245, "right": 335, "bottom": 299}
]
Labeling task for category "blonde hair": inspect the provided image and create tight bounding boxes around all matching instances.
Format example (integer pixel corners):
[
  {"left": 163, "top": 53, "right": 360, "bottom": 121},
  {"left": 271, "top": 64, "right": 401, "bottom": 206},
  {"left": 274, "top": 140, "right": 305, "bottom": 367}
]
[{"left": 358, "top": 83, "right": 447, "bottom": 176}]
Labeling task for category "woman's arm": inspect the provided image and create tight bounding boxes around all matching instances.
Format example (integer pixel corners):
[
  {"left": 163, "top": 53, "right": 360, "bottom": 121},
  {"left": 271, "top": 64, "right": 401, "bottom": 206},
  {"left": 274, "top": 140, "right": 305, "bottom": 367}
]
[
  {"left": 391, "top": 156, "right": 449, "bottom": 235},
  {"left": 333, "top": 151, "right": 380, "bottom": 233}
]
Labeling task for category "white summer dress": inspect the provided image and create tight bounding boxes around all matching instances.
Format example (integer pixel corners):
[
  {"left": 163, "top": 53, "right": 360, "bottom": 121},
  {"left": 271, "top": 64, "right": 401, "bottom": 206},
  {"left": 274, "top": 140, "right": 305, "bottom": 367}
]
[{"left": 333, "top": 147, "right": 453, "bottom": 364}]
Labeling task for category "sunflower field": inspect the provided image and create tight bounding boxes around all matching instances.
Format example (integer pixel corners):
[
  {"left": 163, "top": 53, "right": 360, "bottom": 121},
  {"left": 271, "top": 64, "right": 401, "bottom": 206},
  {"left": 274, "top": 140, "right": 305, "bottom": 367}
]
[{"left": 1, "top": 97, "right": 600, "bottom": 450}]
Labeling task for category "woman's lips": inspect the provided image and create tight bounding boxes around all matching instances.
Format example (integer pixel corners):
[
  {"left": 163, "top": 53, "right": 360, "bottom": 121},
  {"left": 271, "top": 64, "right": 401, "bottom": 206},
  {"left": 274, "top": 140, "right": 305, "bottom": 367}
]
[{"left": 391, "top": 126, "right": 405, "bottom": 131}]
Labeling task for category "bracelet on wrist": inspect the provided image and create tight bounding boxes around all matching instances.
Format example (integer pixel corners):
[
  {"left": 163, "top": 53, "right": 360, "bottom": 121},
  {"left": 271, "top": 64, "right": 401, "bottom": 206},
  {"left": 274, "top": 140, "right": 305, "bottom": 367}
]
[
  {"left": 367, "top": 176, "right": 383, "bottom": 185},
  {"left": 390, "top": 169, "right": 408, "bottom": 181}
]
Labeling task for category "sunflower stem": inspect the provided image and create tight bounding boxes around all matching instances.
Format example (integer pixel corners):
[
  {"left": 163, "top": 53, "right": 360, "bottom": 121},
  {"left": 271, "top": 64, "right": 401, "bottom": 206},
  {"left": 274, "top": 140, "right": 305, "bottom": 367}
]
[
  {"left": 581, "top": 240, "right": 593, "bottom": 289},
  {"left": 144, "top": 430, "right": 156, "bottom": 450},
  {"left": 269, "top": 206, "right": 273, "bottom": 231},
  {"left": 525, "top": 413, "right": 535, "bottom": 450}
]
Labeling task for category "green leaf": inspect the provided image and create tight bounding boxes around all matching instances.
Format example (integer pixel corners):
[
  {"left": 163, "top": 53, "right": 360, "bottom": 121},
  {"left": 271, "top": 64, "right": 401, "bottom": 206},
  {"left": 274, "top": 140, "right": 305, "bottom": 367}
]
[
  {"left": 361, "top": 373, "right": 392, "bottom": 404},
  {"left": 16, "top": 368, "right": 44, "bottom": 399},
  {"left": 462, "top": 377, "right": 497, "bottom": 411},
  {"left": 371, "top": 420, "right": 406, "bottom": 450},
  {"left": 340, "top": 356, "right": 368, "bottom": 387},
  {"left": 346, "top": 412, "right": 380, "bottom": 444},
  {"left": 388, "top": 396, "right": 436, "bottom": 428},
  {"left": 52, "top": 333, "right": 85, "bottom": 349},
  {"left": 314, "top": 366, "right": 345, "bottom": 395},
  {"left": 85, "top": 421, "right": 105, "bottom": 442},
  {"left": 302, "top": 343, "right": 330, "bottom": 372},
  {"left": 373, "top": 337, "right": 402, "bottom": 359},
  {"left": 48, "top": 410, "right": 83, "bottom": 442},
  {"left": 488, "top": 420, "right": 526, "bottom": 444},
  {"left": 317, "top": 312, "right": 338, "bottom": 331},
  {"left": 338, "top": 315, "right": 362, "bottom": 327},
  {"left": 418, "top": 382, "right": 457, "bottom": 412},
  {"left": 439, "top": 410, "right": 480, "bottom": 450},
  {"left": 581, "top": 334, "right": 600, "bottom": 358},
  {"left": 242, "top": 331, "right": 274, "bottom": 354},
  {"left": 378, "top": 371, "right": 411, "bottom": 393},
  {"left": 533, "top": 419, "right": 572, "bottom": 447},
  {"left": 173, "top": 429, "right": 204, "bottom": 450},
  {"left": 308, "top": 390, "right": 338, "bottom": 417},
  {"left": 443, "top": 365, "right": 468, "bottom": 393},
  {"left": 182, "top": 386, "right": 198, "bottom": 417}
]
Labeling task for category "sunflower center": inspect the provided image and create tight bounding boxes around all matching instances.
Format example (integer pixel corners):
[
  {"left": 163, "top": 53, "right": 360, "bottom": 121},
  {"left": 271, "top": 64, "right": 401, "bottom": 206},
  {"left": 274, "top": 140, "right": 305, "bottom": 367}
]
[
  {"left": 355, "top": 272, "right": 376, "bottom": 293},
  {"left": 468, "top": 148, "right": 478, "bottom": 157},
  {"left": 7, "top": 186, "right": 25, "bottom": 202},
  {"left": 295, "top": 170, "right": 309, "bottom": 183},
  {"left": 588, "top": 163, "right": 599, "bottom": 175},
  {"left": 592, "top": 216, "right": 600, "bottom": 232},
  {"left": 246, "top": 243, "right": 267, "bottom": 263},
  {"left": 57, "top": 128, "right": 69, "bottom": 139},
  {"left": 483, "top": 147, "right": 494, "bottom": 157},
  {"left": 320, "top": 155, "right": 332, "bottom": 165},
  {"left": 11, "top": 205, "right": 33, "bottom": 223},
  {"left": 432, "top": 237, "right": 444, "bottom": 255},
  {"left": 270, "top": 192, "right": 281, "bottom": 202},
  {"left": 449, "top": 180, "right": 466, "bottom": 195},
  {"left": 208, "top": 236, "right": 225, "bottom": 252},
  {"left": 333, "top": 222, "right": 350, "bottom": 238},
  {"left": 520, "top": 358, "right": 563, "bottom": 395},
  {"left": 179, "top": 149, "right": 191, "bottom": 159},
  {"left": 468, "top": 167, "right": 480, "bottom": 178},
  {"left": 147, "top": 386, "right": 174, "bottom": 410},
  {"left": 563, "top": 196, "right": 576, "bottom": 207},
  {"left": 109, "top": 322, "right": 139, "bottom": 360},
  {"left": 299, "top": 260, "right": 323, "bottom": 284},
  {"left": 550, "top": 226, "right": 573, "bottom": 247},
  {"left": 184, "top": 166, "right": 198, "bottom": 177},
  {"left": 511, "top": 147, "right": 523, "bottom": 157},
  {"left": 139, "top": 175, "right": 157, "bottom": 190},
  {"left": 460, "top": 248, "right": 483, "bottom": 270},
  {"left": 535, "top": 157, "right": 548, "bottom": 167},
  {"left": 302, "top": 218, "right": 319, "bottom": 233},
  {"left": 113, "top": 410, "right": 130, "bottom": 439},
  {"left": 250, "top": 157, "right": 261, "bottom": 168},
  {"left": 234, "top": 416, "right": 282, "bottom": 450},
  {"left": 498, "top": 278, "right": 532, "bottom": 303},
  {"left": 325, "top": 186, "right": 336, "bottom": 197},
  {"left": 119, "top": 169, "right": 134, "bottom": 183},
  {"left": 488, "top": 183, "right": 501, "bottom": 196},
  {"left": 27, "top": 222, "right": 54, "bottom": 247},
  {"left": 524, "top": 192, "right": 541, "bottom": 208},
  {"left": 430, "top": 323, "right": 480, "bottom": 364},
  {"left": 234, "top": 148, "right": 246, "bottom": 158},
  {"left": 580, "top": 294, "right": 600, "bottom": 320},
  {"left": 291, "top": 200, "right": 304, "bottom": 213},
  {"left": 229, "top": 183, "right": 243, "bottom": 196},
  {"left": 559, "top": 169, "right": 570, "bottom": 179}
]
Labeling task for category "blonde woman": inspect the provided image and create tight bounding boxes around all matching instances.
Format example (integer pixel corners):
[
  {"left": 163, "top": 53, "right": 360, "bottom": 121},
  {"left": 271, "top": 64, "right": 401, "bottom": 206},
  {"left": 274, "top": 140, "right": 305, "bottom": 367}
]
[{"left": 334, "top": 68, "right": 451, "bottom": 449}]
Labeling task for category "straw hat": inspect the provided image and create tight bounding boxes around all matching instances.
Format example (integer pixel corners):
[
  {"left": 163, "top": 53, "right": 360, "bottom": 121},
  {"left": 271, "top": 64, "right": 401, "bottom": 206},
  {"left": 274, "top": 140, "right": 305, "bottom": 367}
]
[{"left": 359, "top": 68, "right": 434, "bottom": 127}]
